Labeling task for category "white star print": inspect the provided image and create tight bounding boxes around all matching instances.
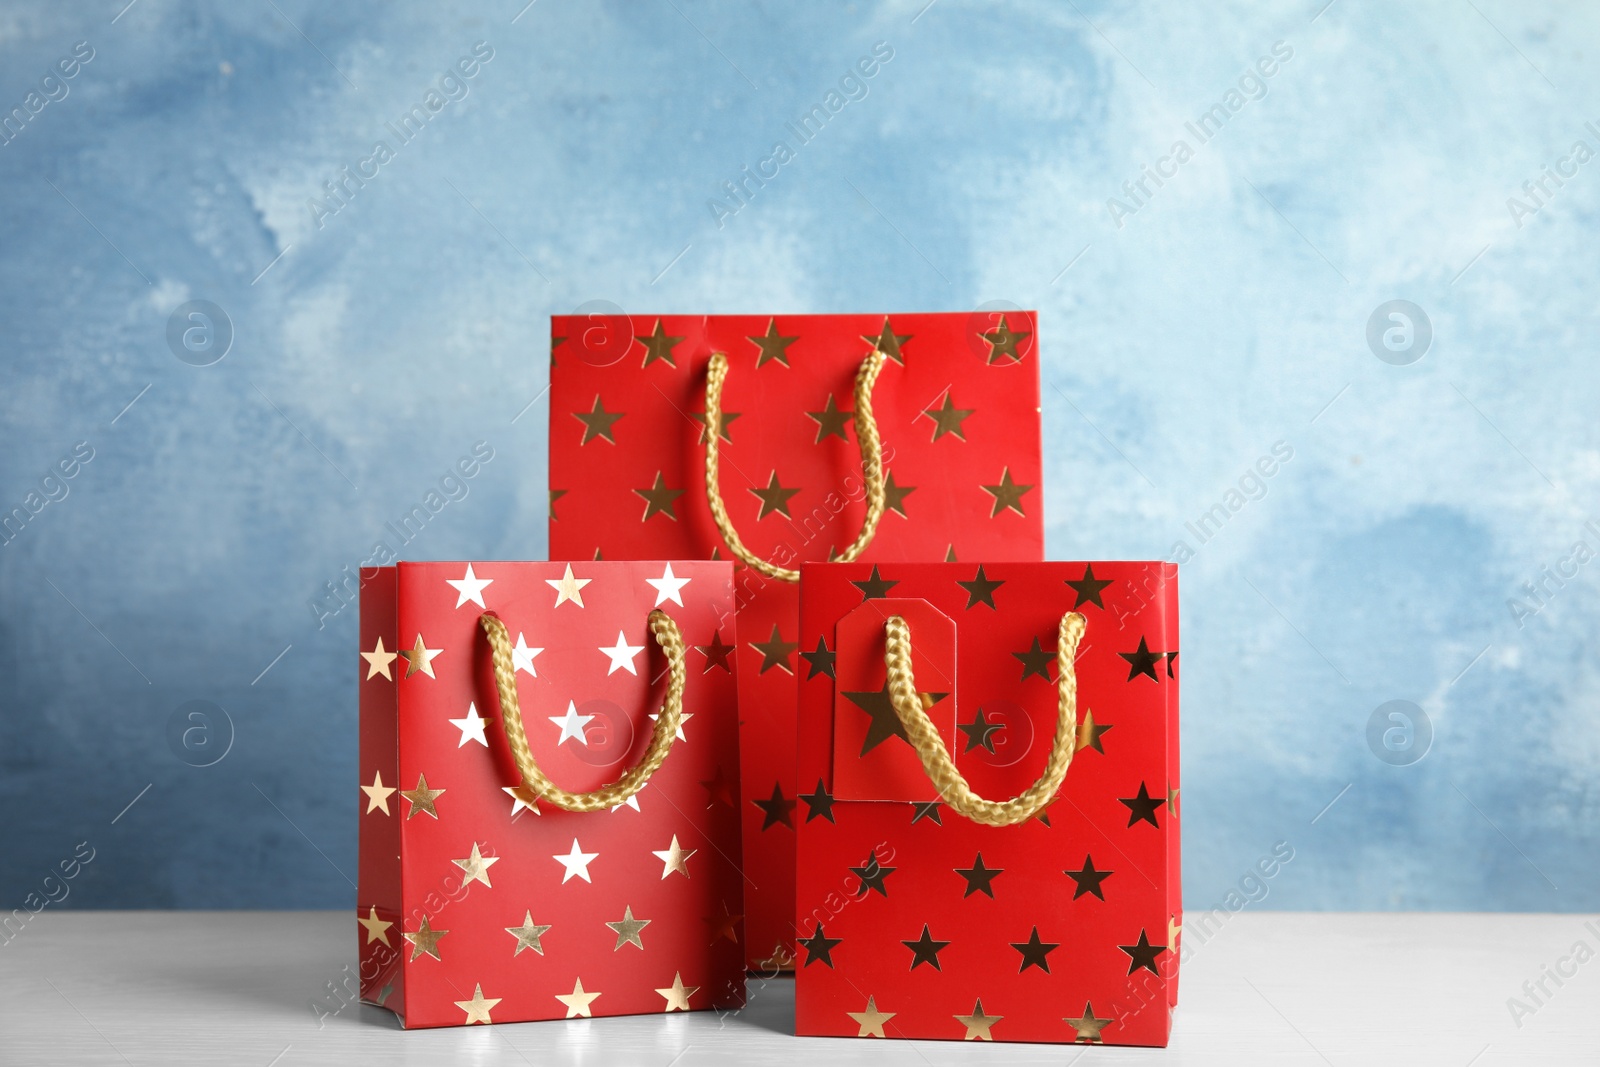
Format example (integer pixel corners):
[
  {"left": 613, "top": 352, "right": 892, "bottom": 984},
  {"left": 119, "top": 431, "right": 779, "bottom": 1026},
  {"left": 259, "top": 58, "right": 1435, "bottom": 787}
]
[
  {"left": 548, "top": 701, "right": 594, "bottom": 745},
  {"left": 553, "top": 838, "right": 598, "bottom": 883},
  {"left": 645, "top": 562, "right": 691, "bottom": 607},
  {"left": 511, "top": 633, "right": 543, "bottom": 676},
  {"left": 598, "top": 630, "right": 645, "bottom": 675},
  {"left": 649, "top": 711, "right": 693, "bottom": 742},
  {"left": 610, "top": 784, "right": 644, "bottom": 813},
  {"left": 446, "top": 563, "right": 494, "bottom": 609},
  {"left": 448, "top": 702, "right": 490, "bottom": 748},
  {"left": 503, "top": 786, "right": 540, "bottom": 817}
]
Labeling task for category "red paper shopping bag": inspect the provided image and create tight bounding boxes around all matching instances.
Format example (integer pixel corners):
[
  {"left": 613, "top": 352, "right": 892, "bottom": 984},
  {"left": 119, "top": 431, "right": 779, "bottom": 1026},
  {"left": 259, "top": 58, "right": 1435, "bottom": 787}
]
[
  {"left": 795, "top": 561, "right": 1181, "bottom": 1045},
  {"left": 357, "top": 560, "right": 745, "bottom": 1027},
  {"left": 549, "top": 312, "right": 1045, "bottom": 968}
]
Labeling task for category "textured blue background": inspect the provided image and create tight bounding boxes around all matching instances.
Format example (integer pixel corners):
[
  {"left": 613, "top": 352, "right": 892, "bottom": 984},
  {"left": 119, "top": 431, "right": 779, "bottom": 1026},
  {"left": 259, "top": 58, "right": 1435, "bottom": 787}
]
[{"left": 1, "top": 0, "right": 1594, "bottom": 914}]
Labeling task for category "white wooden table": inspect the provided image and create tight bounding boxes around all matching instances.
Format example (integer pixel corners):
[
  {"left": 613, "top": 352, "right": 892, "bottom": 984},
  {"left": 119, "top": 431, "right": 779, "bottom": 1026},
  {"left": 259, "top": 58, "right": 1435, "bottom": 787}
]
[{"left": 0, "top": 912, "right": 1594, "bottom": 1064}]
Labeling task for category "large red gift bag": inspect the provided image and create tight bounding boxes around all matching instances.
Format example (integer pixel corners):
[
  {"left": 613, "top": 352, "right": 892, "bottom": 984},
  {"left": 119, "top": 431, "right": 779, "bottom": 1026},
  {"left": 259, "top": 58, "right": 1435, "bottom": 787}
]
[
  {"left": 549, "top": 312, "right": 1045, "bottom": 968},
  {"left": 795, "top": 561, "right": 1180, "bottom": 1045},
  {"left": 357, "top": 560, "right": 746, "bottom": 1027}
]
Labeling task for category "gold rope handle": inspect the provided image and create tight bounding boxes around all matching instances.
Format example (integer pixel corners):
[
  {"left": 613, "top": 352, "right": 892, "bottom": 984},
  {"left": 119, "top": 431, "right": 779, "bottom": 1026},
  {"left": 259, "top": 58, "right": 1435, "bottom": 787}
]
[
  {"left": 884, "top": 611, "right": 1088, "bottom": 826},
  {"left": 478, "top": 609, "right": 686, "bottom": 812},
  {"left": 703, "top": 348, "right": 888, "bottom": 582}
]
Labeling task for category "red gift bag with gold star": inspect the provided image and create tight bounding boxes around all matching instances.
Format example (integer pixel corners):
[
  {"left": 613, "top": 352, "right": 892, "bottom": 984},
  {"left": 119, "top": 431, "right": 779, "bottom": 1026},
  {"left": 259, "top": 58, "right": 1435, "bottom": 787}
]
[
  {"left": 357, "top": 560, "right": 746, "bottom": 1027},
  {"left": 548, "top": 311, "right": 1045, "bottom": 968},
  {"left": 795, "top": 561, "right": 1181, "bottom": 1046}
]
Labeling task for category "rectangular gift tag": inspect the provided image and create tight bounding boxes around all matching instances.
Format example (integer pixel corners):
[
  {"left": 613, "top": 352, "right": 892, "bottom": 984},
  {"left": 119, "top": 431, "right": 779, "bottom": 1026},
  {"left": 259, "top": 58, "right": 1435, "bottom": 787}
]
[
  {"left": 796, "top": 561, "right": 1180, "bottom": 1046},
  {"left": 549, "top": 312, "right": 1046, "bottom": 968},
  {"left": 357, "top": 560, "right": 746, "bottom": 1028}
]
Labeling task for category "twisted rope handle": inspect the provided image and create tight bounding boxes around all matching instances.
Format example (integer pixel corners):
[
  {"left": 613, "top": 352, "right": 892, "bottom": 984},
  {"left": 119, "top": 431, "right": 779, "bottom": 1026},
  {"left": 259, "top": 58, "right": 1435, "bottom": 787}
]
[
  {"left": 703, "top": 348, "right": 888, "bottom": 582},
  {"left": 478, "top": 609, "right": 686, "bottom": 812},
  {"left": 884, "top": 610, "right": 1088, "bottom": 825}
]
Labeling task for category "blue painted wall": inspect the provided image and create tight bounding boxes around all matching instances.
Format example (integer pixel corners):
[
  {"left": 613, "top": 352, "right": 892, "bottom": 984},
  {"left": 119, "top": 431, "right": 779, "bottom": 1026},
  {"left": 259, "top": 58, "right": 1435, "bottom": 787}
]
[{"left": 1, "top": 1, "right": 1594, "bottom": 913}]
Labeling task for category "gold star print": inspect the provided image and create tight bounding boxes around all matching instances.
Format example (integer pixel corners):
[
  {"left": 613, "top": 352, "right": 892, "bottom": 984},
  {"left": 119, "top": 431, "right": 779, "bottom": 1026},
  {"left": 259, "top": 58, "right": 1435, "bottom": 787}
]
[
  {"left": 981, "top": 467, "right": 1034, "bottom": 517},
  {"left": 700, "top": 765, "right": 736, "bottom": 808},
  {"left": 634, "top": 471, "right": 685, "bottom": 521},
  {"left": 703, "top": 900, "right": 742, "bottom": 945},
  {"left": 1065, "top": 1001, "right": 1112, "bottom": 1043},
  {"left": 956, "top": 564, "right": 1004, "bottom": 610},
  {"left": 357, "top": 905, "right": 393, "bottom": 946},
  {"left": 696, "top": 630, "right": 735, "bottom": 673},
  {"left": 882, "top": 471, "right": 916, "bottom": 517},
  {"left": 454, "top": 984, "right": 501, "bottom": 1025},
  {"left": 1013, "top": 636, "right": 1054, "bottom": 681},
  {"left": 751, "top": 624, "right": 799, "bottom": 674},
  {"left": 1066, "top": 562, "right": 1115, "bottom": 609},
  {"left": 451, "top": 842, "right": 499, "bottom": 888},
  {"left": 555, "top": 978, "right": 601, "bottom": 1018},
  {"left": 798, "top": 924, "right": 842, "bottom": 966},
  {"left": 690, "top": 408, "right": 740, "bottom": 444},
  {"left": 361, "top": 636, "right": 397, "bottom": 680},
  {"left": 1168, "top": 781, "right": 1181, "bottom": 815},
  {"left": 400, "top": 634, "right": 441, "bottom": 679},
  {"left": 844, "top": 682, "right": 946, "bottom": 755},
  {"left": 655, "top": 972, "right": 699, "bottom": 1012},
  {"left": 605, "top": 905, "right": 651, "bottom": 950},
  {"left": 651, "top": 835, "right": 696, "bottom": 879},
  {"left": 361, "top": 770, "right": 396, "bottom": 815},
  {"left": 506, "top": 911, "right": 552, "bottom": 956},
  {"left": 545, "top": 563, "right": 591, "bottom": 608},
  {"left": 1168, "top": 914, "right": 1183, "bottom": 951},
  {"left": 851, "top": 564, "right": 899, "bottom": 599},
  {"left": 1120, "top": 636, "right": 1164, "bottom": 682},
  {"left": 954, "top": 999, "right": 1002, "bottom": 1041},
  {"left": 1011, "top": 926, "right": 1060, "bottom": 972},
  {"left": 753, "top": 781, "right": 796, "bottom": 829},
  {"left": 574, "top": 394, "right": 625, "bottom": 445},
  {"left": 978, "top": 313, "right": 1031, "bottom": 364},
  {"left": 400, "top": 773, "right": 444, "bottom": 820},
  {"left": 924, "top": 392, "right": 974, "bottom": 441},
  {"left": 549, "top": 488, "right": 567, "bottom": 520},
  {"left": 958, "top": 708, "right": 1003, "bottom": 753},
  {"left": 806, "top": 394, "right": 853, "bottom": 442},
  {"left": 1118, "top": 928, "right": 1168, "bottom": 975},
  {"left": 402, "top": 914, "right": 447, "bottom": 961},
  {"left": 862, "top": 318, "right": 912, "bottom": 365},
  {"left": 749, "top": 471, "right": 801, "bottom": 519},
  {"left": 847, "top": 995, "right": 896, "bottom": 1038},
  {"left": 1076, "top": 709, "right": 1113, "bottom": 754},
  {"left": 750, "top": 318, "right": 799, "bottom": 367},
  {"left": 800, "top": 638, "right": 836, "bottom": 681},
  {"left": 638, "top": 319, "right": 684, "bottom": 368}
]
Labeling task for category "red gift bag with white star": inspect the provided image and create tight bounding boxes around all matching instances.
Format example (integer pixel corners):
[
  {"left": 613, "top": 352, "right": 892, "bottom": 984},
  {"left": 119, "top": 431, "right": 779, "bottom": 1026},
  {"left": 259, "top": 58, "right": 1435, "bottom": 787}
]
[
  {"left": 548, "top": 312, "right": 1045, "bottom": 968},
  {"left": 357, "top": 560, "right": 746, "bottom": 1027},
  {"left": 795, "top": 561, "right": 1180, "bottom": 1046}
]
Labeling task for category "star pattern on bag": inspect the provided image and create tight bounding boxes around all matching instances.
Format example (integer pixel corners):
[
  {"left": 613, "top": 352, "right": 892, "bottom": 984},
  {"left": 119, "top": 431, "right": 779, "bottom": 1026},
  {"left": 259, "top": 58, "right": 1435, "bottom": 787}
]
[{"left": 359, "top": 562, "right": 745, "bottom": 1027}]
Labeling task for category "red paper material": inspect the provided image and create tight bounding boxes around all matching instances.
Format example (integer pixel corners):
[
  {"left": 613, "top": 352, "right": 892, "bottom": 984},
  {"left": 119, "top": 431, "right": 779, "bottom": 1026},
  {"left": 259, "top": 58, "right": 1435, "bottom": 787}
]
[
  {"left": 549, "top": 312, "right": 1045, "bottom": 967},
  {"left": 358, "top": 560, "right": 745, "bottom": 1027},
  {"left": 795, "top": 561, "right": 1181, "bottom": 1046}
]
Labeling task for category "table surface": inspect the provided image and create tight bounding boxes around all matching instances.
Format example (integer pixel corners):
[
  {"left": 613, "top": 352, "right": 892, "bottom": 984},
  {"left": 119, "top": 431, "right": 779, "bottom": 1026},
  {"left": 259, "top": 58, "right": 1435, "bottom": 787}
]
[{"left": 0, "top": 911, "right": 1594, "bottom": 1065}]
